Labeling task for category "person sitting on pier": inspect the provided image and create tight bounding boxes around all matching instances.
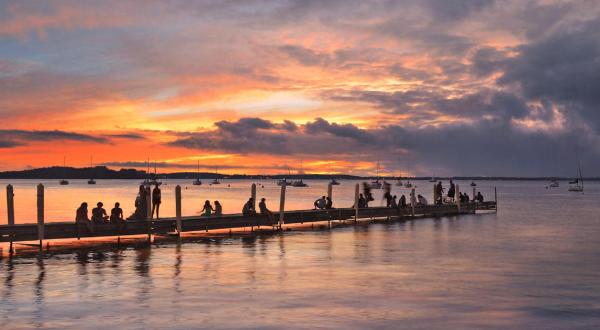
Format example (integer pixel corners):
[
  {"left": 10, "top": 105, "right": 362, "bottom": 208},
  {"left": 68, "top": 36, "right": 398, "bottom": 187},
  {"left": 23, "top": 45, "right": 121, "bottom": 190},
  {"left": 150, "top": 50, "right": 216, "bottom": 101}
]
[
  {"left": 325, "top": 196, "right": 333, "bottom": 209},
  {"left": 357, "top": 193, "right": 367, "bottom": 208},
  {"left": 463, "top": 193, "right": 470, "bottom": 203},
  {"left": 110, "top": 202, "right": 124, "bottom": 224},
  {"left": 417, "top": 194, "right": 428, "bottom": 206},
  {"left": 447, "top": 180, "right": 456, "bottom": 201},
  {"left": 390, "top": 195, "right": 398, "bottom": 208},
  {"left": 314, "top": 196, "right": 327, "bottom": 209},
  {"left": 201, "top": 200, "right": 214, "bottom": 216},
  {"left": 152, "top": 183, "right": 161, "bottom": 219},
  {"left": 476, "top": 192, "right": 484, "bottom": 203},
  {"left": 76, "top": 202, "right": 93, "bottom": 232},
  {"left": 91, "top": 202, "right": 109, "bottom": 224},
  {"left": 243, "top": 198, "right": 256, "bottom": 215},
  {"left": 128, "top": 185, "right": 148, "bottom": 221},
  {"left": 259, "top": 197, "right": 274, "bottom": 223},
  {"left": 399, "top": 195, "right": 407, "bottom": 208},
  {"left": 214, "top": 200, "right": 223, "bottom": 216},
  {"left": 435, "top": 181, "right": 444, "bottom": 204}
]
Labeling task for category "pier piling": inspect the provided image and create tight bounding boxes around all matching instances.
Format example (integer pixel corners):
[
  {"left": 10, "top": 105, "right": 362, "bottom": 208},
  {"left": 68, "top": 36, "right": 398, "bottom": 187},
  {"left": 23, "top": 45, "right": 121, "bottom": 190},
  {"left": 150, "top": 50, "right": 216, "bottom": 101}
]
[
  {"left": 410, "top": 188, "right": 416, "bottom": 216},
  {"left": 456, "top": 184, "right": 461, "bottom": 213},
  {"left": 278, "top": 184, "right": 286, "bottom": 229},
  {"left": 354, "top": 183, "right": 359, "bottom": 222},
  {"left": 7, "top": 184, "right": 14, "bottom": 254},
  {"left": 37, "top": 184, "right": 44, "bottom": 248},
  {"left": 175, "top": 185, "right": 182, "bottom": 235},
  {"left": 146, "top": 186, "right": 152, "bottom": 242}
]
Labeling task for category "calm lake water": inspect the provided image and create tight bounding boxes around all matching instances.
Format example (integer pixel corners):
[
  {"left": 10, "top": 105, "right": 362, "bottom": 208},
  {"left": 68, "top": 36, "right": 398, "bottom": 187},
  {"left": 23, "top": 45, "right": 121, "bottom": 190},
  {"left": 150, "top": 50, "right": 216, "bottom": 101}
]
[{"left": 1, "top": 180, "right": 600, "bottom": 329}]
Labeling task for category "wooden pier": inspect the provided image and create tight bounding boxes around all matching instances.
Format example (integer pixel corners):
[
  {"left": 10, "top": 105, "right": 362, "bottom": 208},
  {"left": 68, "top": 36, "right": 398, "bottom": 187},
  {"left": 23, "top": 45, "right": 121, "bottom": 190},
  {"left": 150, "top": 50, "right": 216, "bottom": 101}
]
[{"left": 0, "top": 183, "right": 497, "bottom": 248}]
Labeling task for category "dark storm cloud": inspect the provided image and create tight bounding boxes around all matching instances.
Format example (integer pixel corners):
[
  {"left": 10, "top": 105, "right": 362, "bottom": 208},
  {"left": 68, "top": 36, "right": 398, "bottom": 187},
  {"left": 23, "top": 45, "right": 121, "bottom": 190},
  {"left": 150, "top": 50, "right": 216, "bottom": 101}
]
[
  {"left": 0, "top": 129, "right": 108, "bottom": 147},
  {"left": 499, "top": 18, "right": 600, "bottom": 131},
  {"left": 104, "top": 133, "right": 146, "bottom": 140},
  {"left": 167, "top": 116, "right": 598, "bottom": 176}
]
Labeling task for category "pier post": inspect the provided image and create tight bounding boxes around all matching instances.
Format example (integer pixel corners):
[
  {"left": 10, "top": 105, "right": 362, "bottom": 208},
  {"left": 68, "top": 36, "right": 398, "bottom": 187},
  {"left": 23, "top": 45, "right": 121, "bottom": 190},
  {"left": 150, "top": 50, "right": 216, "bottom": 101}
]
[
  {"left": 278, "top": 184, "right": 286, "bottom": 230},
  {"left": 146, "top": 186, "right": 152, "bottom": 241},
  {"left": 7, "top": 184, "right": 15, "bottom": 253},
  {"left": 37, "top": 184, "right": 44, "bottom": 248},
  {"left": 251, "top": 183, "right": 257, "bottom": 210},
  {"left": 327, "top": 182, "right": 333, "bottom": 228},
  {"left": 456, "top": 184, "right": 461, "bottom": 213},
  {"left": 410, "top": 188, "right": 415, "bottom": 216},
  {"left": 494, "top": 187, "right": 498, "bottom": 211},
  {"left": 354, "top": 183, "right": 359, "bottom": 222},
  {"left": 175, "top": 185, "right": 182, "bottom": 235}
]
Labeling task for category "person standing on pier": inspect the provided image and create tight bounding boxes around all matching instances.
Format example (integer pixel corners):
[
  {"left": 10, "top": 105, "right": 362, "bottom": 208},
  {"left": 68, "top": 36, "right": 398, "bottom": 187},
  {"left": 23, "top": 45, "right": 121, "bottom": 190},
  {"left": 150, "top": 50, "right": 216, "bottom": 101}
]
[
  {"left": 325, "top": 196, "right": 333, "bottom": 209},
  {"left": 390, "top": 195, "right": 398, "bottom": 208},
  {"left": 447, "top": 180, "right": 455, "bottom": 202},
  {"left": 152, "top": 184, "right": 161, "bottom": 219},
  {"left": 399, "top": 194, "right": 407, "bottom": 208},
  {"left": 435, "top": 181, "right": 444, "bottom": 204}
]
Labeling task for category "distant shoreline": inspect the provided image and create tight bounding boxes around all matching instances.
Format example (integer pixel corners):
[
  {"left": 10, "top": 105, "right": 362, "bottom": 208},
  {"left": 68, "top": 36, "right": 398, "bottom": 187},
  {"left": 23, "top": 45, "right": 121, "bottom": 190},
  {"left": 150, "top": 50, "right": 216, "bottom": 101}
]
[{"left": 0, "top": 166, "right": 597, "bottom": 181}]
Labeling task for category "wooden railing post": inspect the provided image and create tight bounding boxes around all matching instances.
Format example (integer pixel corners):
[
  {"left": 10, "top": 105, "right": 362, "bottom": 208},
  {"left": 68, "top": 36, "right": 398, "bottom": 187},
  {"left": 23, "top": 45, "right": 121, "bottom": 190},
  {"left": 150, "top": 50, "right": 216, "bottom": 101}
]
[
  {"left": 251, "top": 183, "right": 257, "bottom": 210},
  {"left": 327, "top": 182, "right": 333, "bottom": 201},
  {"left": 494, "top": 187, "right": 498, "bottom": 211},
  {"left": 37, "top": 184, "right": 44, "bottom": 247},
  {"left": 354, "top": 183, "right": 359, "bottom": 222},
  {"left": 278, "top": 184, "right": 286, "bottom": 229},
  {"left": 175, "top": 185, "right": 182, "bottom": 234},
  {"left": 410, "top": 188, "right": 416, "bottom": 216},
  {"left": 7, "top": 184, "right": 15, "bottom": 253},
  {"left": 146, "top": 186, "right": 152, "bottom": 241},
  {"left": 456, "top": 184, "right": 461, "bottom": 213}
]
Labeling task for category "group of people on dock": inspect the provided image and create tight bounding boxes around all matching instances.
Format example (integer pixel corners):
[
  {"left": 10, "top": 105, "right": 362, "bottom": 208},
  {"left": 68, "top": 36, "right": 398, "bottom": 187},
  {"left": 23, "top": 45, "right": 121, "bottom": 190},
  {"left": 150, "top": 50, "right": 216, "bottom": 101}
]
[{"left": 75, "top": 181, "right": 485, "bottom": 230}]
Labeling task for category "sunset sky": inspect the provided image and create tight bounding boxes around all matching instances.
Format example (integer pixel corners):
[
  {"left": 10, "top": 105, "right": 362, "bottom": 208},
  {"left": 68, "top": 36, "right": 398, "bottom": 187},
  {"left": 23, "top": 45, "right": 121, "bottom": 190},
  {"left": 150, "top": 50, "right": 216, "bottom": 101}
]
[{"left": 1, "top": 0, "right": 599, "bottom": 176}]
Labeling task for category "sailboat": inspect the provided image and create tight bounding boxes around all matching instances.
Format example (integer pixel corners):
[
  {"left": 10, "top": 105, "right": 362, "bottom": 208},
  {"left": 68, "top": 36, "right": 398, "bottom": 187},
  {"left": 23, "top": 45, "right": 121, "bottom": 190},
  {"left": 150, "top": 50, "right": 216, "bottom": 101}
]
[
  {"left": 568, "top": 162, "right": 584, "bottom": 192},
  {"left": 329, "top": 178, "right": 340, "bottom": 185},
  {"left": 211, "top": 167, "right": 221, "bottom": 184},
  {"left": 141, "top": 159, "right": 162, "bottom": 186},
  {"left": 87, "top": 156, "right": 96, "bottom": 184},
  {"left": 367, "top": 161, "right": 383, "bottom": 189},
  {"left": 429, "top": 176, "right": 436, "bottom": 183},
  {"left": 549, "top": 178, "right": 559, "bottom": 188},
  {"left": 59, "top": 156, "right": 69, "bottom": 185},
  {"left": 291, "top": 161, "right": 308, "bottom": 187},
  {"left": 192, "top": 160, "right": 202, "bottom": 185}
]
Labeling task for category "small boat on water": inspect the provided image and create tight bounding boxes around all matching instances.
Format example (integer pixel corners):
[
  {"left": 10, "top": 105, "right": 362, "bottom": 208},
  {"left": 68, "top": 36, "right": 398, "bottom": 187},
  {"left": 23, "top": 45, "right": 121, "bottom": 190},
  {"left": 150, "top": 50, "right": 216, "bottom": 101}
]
[
  {"left": 59, "top": 156, "right": 69, "bottom": 185},
  {"left": 277, "top": 178, "right": 292, "bottom": 186},
  {"left": 470, "top": 181, "right": 477, "bottom": 187},
  {"left": 292, "top": 179, "right": 308, "bottom": 187},
  {"left": 142, "top": 178, "right": 162, "bottom": 187},
  {"left": 211, "top": 178, "right": 221, "bottom": 185},
  {"left": 395, "top": 179, "right": 403, "bottom": 186},
  {"left": 87, "top": 179, "right": 96, "bottom": 185},
  {"left": 330, "top": 178, "right": 340, "bottom": 185},
  {"left": 192, "top": 161, "right": 202, "bottom": 185},
  {"left": 429, "top": 176, "right": 436, "bottom": 183},
  {"left": 548, "top": 179, "right": 559, "bottom": 188},
  {"left": 367, "top": 179, "right": 383, "bottom": 189},
  {"left": 404, "top": 181, "right": 412, "bottom": 188},
  {"left": 568, "top": 162, "right": 584, "bottom": 192},
  {"left": 88, "top": 156, "right": 96, "bottom": 184}
]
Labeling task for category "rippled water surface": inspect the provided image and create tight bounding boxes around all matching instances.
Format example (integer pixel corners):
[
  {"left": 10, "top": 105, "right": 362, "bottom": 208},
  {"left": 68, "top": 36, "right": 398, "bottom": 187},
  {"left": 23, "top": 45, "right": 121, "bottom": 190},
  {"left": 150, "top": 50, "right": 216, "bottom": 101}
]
[{"left": 1, "top": 180, "right": 600, "bottom": 329}]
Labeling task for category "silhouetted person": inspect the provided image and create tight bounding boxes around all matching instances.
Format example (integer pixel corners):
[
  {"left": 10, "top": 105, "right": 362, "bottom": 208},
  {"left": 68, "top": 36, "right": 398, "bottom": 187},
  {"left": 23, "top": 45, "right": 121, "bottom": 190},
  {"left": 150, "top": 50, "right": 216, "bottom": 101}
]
[
  {"left": 243, "top": 198, "right": 256, "bottom": 215},
  {"left": 91, "top": 202, "right": 108, "bottom": 224},
  {"left": 476, "top": 192, "right": 484, "bottom": 202},
  {"left": 390, "top": 195, "right": 398, "bottom": 208},
  {"left": 383, "top": 183, "right": 392, "bottom": 207},
  {"left": 201, "top": 200, "right": 213, "bottom": 216},
  {"left": 314, "top": 196, "right": 326, "bottom": 209},
  {"left": 417, "top": 194, "right": 428, "bottom": 206},
  {"left": 259, "top": 197, "right": 274, "bottom": 223},
  {"left": 325, "top": 196, "right": 333, "bottom": 209},
  {"left": 435, "top": 181, "right": 444, "bottom": 204},
  {"left": 129, "top": 185, "right": 148, "bottom": 221},
  {"left": 110, "top": 202, "right": 124, "bottom": 224},
  {"left": 362, "top": 183, "right": 374, "bottom": 203},
  {"left": 214, "top": 200, "right": 223, "bottom": 216},
  {"left": 357, "top": 193, "right": 366, "bottom": 208},
  {"left": 76, "top": 202, "right": 93, "bottom": 232},
  {"left": 152, "top": 184, "right": 161, "bottom": 219},
  {"left": 399, "top": 194, "right": 407, "bottom": 208},
  {"left": 447, "top": 180, "right": 455, "bottom": 201}
]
